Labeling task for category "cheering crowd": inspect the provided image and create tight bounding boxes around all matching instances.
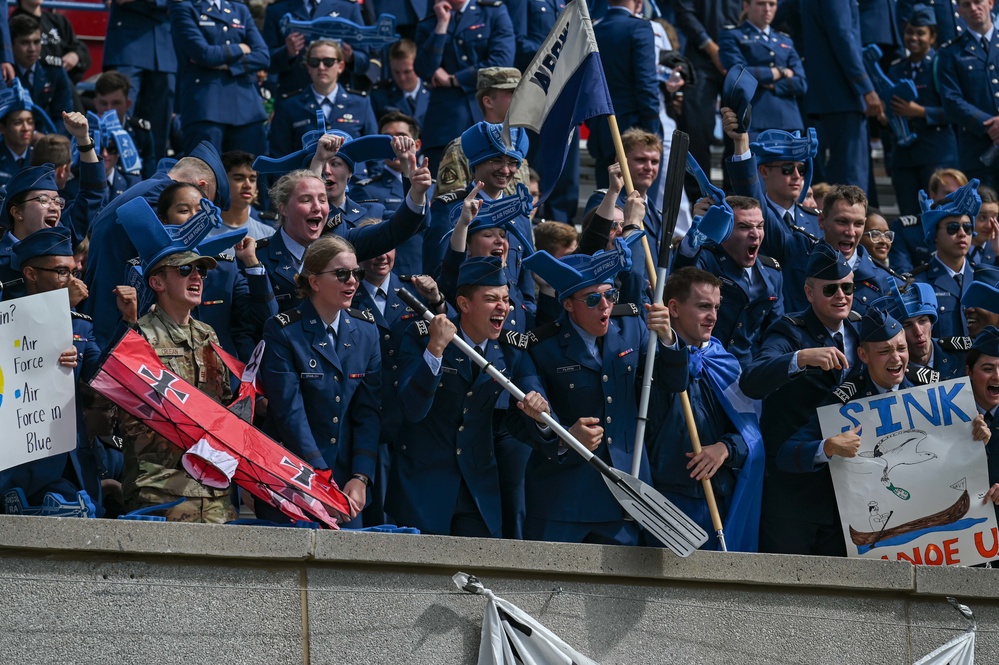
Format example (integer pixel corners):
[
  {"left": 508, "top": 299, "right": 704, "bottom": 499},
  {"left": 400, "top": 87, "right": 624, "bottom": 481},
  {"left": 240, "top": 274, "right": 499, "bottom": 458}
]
[{"left": 0, "top": 0, "right": 998, "bottom": 558}]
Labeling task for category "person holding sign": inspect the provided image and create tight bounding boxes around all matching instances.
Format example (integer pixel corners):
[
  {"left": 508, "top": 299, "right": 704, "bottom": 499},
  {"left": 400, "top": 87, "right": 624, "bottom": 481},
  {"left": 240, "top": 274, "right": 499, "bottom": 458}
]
[{"left": 964, "top": 327, "right": 999, "bottom": 521}]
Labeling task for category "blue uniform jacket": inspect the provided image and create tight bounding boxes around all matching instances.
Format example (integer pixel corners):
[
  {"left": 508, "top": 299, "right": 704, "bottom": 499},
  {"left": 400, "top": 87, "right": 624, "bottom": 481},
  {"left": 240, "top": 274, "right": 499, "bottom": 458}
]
[
  {"left": 858, "top": 0, "right": 901, "bottom": 48},
  {"left": 913, "top": 336, "right": 970, "bottom": 381},
  {"left": 801, "top": 0, "right": 872, "bottom": 115},
  {"left": 22, "top": 63, "right": 73, "bottom": 134},
  {"left": 887, "top": 214, "right": 928, "bottom": 275},
  {"left": 351, "top": 170, "right": 425, "bottom": 278},
  {"left": 257, "top": 197, "right": 425, "bottom": 311},
  {"left": 717, "top": 22, "right": 807, "bottom": 133},
  {"left": 171, "top": 0, "right": 270, "bottom": 126},
  {"left": 674, "top": 245, "right": 784, "bottom": 369},
  {"left": 389, "top": 316, "right": 544, "bottom": 535},
  {"left": 0, "top": 138, "right": 28, "bottom": 189},
  {"left": 104, "top": 0, "right": 177, "bottom": 72},
  {"left": 913, "top": 257, "right": 973, "bottom": 338},
  {"left": 414, "top": 0, "right": 515, "bottom": 150},
  {"left": 510, "top": 0, "right": 565, "bottom": 71},
  {"left": 260, "top": 299, "right": 381, "bottom": 484},
  {"left": 195, "top": 255, "right": 277, "bottom": 361},
  {"left": 672, "top": 0, "right": 742, "bottom": 52},
  {"left": 370, "top": 81, "right": 430, "bottom": 129},
  {"left": 269, "top": 86, "right": 377, "bottom": 159},
  {"left": 886, "top": 51, "right": 957, "bottom": 170},
  {"left": 519, "top": 309, "right": 688, "bottom": 524},
  {"left": 106, "top": 168, "right": 143, "bottom": 206},
  {"left": 587, "top": 8, "right": 661, "bottom": 166},
  {"left": 936, "top": 29, "right": 999, "bottom": 180},
  {"left": 262, "top": 0, "right": 368, "bottom": 101}
]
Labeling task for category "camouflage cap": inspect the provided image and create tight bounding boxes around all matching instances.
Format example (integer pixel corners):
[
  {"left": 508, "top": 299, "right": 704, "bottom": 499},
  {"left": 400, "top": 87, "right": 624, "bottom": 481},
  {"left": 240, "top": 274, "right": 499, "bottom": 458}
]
[
  {"left": 151, "top": 251, "right": 218, "bottom": 274},
  {"left": 477, "top": 67, "right": 521, "bottom": 93}
]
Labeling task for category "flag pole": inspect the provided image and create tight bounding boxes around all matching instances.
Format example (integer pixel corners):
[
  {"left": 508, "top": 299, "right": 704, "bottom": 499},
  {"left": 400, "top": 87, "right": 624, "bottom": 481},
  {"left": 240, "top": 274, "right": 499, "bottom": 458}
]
[{"left": 608, "top": 116, "right": 658, "bottom": 286}]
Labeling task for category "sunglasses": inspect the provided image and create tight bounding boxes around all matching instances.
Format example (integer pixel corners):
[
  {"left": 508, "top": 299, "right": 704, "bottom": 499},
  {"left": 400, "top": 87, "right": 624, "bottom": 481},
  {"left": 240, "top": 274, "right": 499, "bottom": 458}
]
[
  {"left": 821, "top": 281, "right": 855, "bottom": 297},
  {"left": 945, "top": 222, "right": 974, "bottom": 236},
  {"left": 574, "top": 288, "right": 620, "bottom": 308},
  {"left": 307, "top": 57, "right": 340, "bottom": 68},
  {"left": 318, "top": 267, "right": 365, "bottom": 283},
  {"left": 864, "top": 229, "right": 895, "bottom": 243},
  {"left": 171, "top": 264, "right": 209, "bottom": 278},
  {"left": 766, "top": 163, "right": 806, "bottom": 176}
]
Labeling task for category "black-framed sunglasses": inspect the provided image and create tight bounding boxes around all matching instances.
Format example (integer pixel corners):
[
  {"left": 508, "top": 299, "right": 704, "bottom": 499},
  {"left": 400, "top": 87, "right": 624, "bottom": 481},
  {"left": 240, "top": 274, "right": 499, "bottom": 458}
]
[
  {"left": 318, "top": 267, "right": 365, "bottom": 283},
  {"left": 766, "top": 163, "right": 806, "bottom": 176},
  {"left": 574, "top": 288, "right": 620, "bottom": 308},
  {"left": 32, "top": 265, "right": 73, "bottom": 279},
  {"left": 307, "top": 57, "right": 340, "bottom": 68},
  {"left": 945, "top": 222, "right": 974, "bottom": 236},
  {"left": 821, "top": 281, "right": 855, "bottom": 297},
  {"left": 171, "top": 264, "right": 209, "bottom": 279}
]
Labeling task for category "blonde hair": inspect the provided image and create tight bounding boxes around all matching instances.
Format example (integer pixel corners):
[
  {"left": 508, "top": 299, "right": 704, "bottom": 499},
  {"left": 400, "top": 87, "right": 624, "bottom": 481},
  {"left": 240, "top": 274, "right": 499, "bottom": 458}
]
[{"left": 269, "top": 169, "right": 326, "bottom": 226}]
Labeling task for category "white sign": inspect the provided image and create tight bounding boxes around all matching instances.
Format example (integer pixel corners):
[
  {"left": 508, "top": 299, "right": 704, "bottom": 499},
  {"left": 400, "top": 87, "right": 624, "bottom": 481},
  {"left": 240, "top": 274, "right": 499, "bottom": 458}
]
[
  {"left": 819, "top": 378, "right": 999, "bottom": 566},
  {"left": 0, "top": 290, "right": 76, "bottom": 473}
]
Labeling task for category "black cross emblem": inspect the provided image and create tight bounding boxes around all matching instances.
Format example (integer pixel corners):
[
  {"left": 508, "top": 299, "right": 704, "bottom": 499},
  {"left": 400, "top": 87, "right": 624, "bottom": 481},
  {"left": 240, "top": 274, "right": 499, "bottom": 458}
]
[
  {"left": 138, "top": 365, "right": 190, "bottom": 403},
  {"left": 281, "top": 456, "right": 315, "bottom": 488}
]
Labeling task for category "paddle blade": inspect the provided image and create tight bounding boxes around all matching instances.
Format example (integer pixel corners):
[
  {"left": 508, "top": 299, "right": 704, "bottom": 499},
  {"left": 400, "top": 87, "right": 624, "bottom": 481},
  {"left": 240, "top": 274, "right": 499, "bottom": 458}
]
[{"left": 602, "top": 469, "right": 708, "bottom": 557}]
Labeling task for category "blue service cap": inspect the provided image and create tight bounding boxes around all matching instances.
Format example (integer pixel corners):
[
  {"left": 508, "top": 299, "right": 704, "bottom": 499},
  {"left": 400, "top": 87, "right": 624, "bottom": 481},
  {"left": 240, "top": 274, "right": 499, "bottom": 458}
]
[
  {"left": 972, "top": 326, "right": 999, "bottom": 357},
  {"left": 461, "top": 122, "right": 529, "bottom": 169},
  {"left": 11, "top": 226, "right": 73, "bottom": 272},
  {"left": 907, "top": 4, "right": 937, "bottom": 26},
  {"left": 457, "top": 255, "right": 507, "bottom": 288},
  {"left": 806, "top": 243, "right": 852, "bottom": 280},
  {"left": 523, "top": 231, "right": 644, "bottom": 301},
  {"left": 116, "top": 196, "right": 223, "bottom": 279},
  {"left": 156, "top": 157, "right": 178, "bottom": 174},
  {"left": 964, "top": 264, "right": 999, "bottom": 312},
  {"left": 721, "top": 64, "right": 758, "bottom": 134},
  {"left": 920, "top": 178, "right": 981, "bottom": 243},
  {"left": 0, "top": 165, "right": 60, "bottom": 228},
  {"left": 188, "top": 140, "right": 231, "bottom": 212},
  {"left": 0, "top": 79, "right": 57, "bottom": 133},
  {"left": 859, "top": 307, "right": 903, "bottom": 343}
]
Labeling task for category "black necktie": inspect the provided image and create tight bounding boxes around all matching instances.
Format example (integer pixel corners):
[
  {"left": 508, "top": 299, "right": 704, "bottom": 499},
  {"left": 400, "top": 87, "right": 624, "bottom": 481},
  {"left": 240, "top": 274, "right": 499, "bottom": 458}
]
[
  {"left": 783, "top": 211, "right": 794, "bottom": 228},
  {"left": 983, "top": 36, "right": 990, "bottom": 53},
  {"left": 955, "top": 272, "right": 964, "bottom": 291},
  {"left": 327, "top": 324, "right": 337, "bottom": 347},
  {"left": 833, "top": 331, "right": 845, "bottom": 354},
  {"left": 986, "top": 411, "right": 995, "bottom": 426},
  {"left": 15, "top": 157, "right": 24, "bottom": 169},
  {"left": 19, "top": 69, "right": 31, "bottom": 89}
]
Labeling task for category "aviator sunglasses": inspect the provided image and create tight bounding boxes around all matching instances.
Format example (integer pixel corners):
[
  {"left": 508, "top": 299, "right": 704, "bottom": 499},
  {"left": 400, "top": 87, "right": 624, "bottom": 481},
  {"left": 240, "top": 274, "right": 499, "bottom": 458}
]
[
  {"left": 573, "top": 288, "right": 620, "bottom": 308},
  {"left": 317, "top": 268, "right": 365, "bottom": 283},
  {"left": 821, "top": 281, "right": 855, "bottom": 297}
]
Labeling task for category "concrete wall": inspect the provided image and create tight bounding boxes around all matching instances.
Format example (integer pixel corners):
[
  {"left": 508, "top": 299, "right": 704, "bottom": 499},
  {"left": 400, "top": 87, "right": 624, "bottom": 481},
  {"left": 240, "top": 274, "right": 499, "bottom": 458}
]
[{"left": 0, "top": 515, "right": 995, "bottom": 664}]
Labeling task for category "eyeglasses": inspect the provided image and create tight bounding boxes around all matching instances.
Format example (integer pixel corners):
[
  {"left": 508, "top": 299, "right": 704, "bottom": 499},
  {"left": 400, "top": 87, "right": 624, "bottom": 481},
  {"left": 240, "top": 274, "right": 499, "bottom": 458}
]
[
  {"left": 821, "top": 281, "right": 855, "bottom": 297},
  {"left": 487, "top": 157, "right": 521, "bottom": 169},
  {"left": 766, "top": 163, "right": 806, "bottom": 176},
  {"left": 573, "top": 288, "right": 620, "bottom": 308},
  {"left": 23, "top": 194, "right": 66, "bottom": 209},
  {"left": 317, "top": 267, "right": 365, "bottom": 283},
  {"left": 864, "top": 229, "right": 895, "bottom": 243},
  {"left": 170, "top": 264, "right": 209, "bottom": 279},
  {"left": 945, "top": 222, "right": 975, "bottom": 236},
  {"left": 32, "top": 265, "right": 72, "bottom": 279},
  {"left": 307, "top": 57, "right": 341, "bottom": 68}
]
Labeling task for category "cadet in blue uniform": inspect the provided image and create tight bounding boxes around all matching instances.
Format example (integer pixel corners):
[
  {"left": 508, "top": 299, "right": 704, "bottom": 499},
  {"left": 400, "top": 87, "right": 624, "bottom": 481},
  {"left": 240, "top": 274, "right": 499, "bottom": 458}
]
[
  {"left": 965, "top": 326, "right": 999, "bottom": 524},
  {"left": 83, "top": 140, "right": 231, "bottom": 347},
  {"left": 10, "top": 15, "right": 72, "bottom": 134},
  {"left": 588, "top": 0, "right": 661, "bottom": 188},
  {"left": 260, "top": 234, "right": 380, "bottom": 524},
  {"left": 425, "top": 123, "right": 535, "bottom": 318},
  {"left": 509, "top": 0, "right": 565, "bottom": 71},
  {"left": 888, "top": 168, "right": 967, "bottom": 274},
  {"left": 800, "top": 0, "right": 880, "bottom": 189},
  {"left": 717, "top": 1, "right": 807, "bottom": 137},
  {"left": 899, "top": 0, "right": 966, "bottom": 45},
  {"left": 170, "top": 0, "right": 270, "bottom": 156},
  {"left": 872, "top": 282, "right": 968, "bottom": 382},
  {"left": 414, "top": 0, "right": 515, "bottom": 172},
  {"left": 912, "top": 178, "right": 982, "bottom": 337},
  {"left": 370, "top": 40, "right": 430, "bottom": 128},
  {"left": 646, "top": 267, "right": 752, "bottom": 550},
  {"left": 372, "top": 0, "right": 428, "bottom": 39},
  {"left": 0, "top": 226, "right": 99, "bottom": 513},
  {"left": 724, "top": 110, "right": 898, "bottom": 314},
  {"left": 675, "top": 196, "right": 784, "bottom": 369},
  {"left": 887, "top": 6, "right": 959, "bottom": 216},
  {"left": 103, "top": 0, "right": 177, "bottom": 163},
  {"left": 390, "top": 256, "right": 545, "bottom": 536},
  {"left": 936, "top": 0, "right": 999, "bottom": 189},
  {"left": 255, "top": 134, "right": 431, "bottom": 311},
  {"left": 768, "top": 308, "right": 917, "bottom": 556},
  {"left": 967, "top": 263, "right": 999, "bottom": 336},
  {"left": 93, "top": 72, "right": 158, "bottom": 180},
  {"left": 740, "top": 246, "right": 861, "bottom": 551},
  {"left": 519, "top": 238, "right": 688, "bottom": 545},
  {"left": 351, "top": 110, "right": 424, "bottom": 276},
  {"left": 268, "top": 40, "right": 377, "bottom": 160},
  {"left": 261, "top": 0, "right": 368, "bottom": 102}
]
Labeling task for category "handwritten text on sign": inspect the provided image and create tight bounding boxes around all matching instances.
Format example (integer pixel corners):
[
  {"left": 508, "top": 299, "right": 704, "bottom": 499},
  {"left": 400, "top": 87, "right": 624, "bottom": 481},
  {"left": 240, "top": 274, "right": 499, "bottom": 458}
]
[
  {"left": 819, "top": 379, "right": 999, "bottom": 567},
  {"left": 0, "top": 290, "right": 76, "bottom": 473}
]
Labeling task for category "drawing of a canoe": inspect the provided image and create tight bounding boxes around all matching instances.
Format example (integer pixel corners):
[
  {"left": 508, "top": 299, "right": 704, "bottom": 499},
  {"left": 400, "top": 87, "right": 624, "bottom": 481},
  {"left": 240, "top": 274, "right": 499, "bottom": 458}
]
[{"left": 849, "top": 490, "right": 970, "bottom": 548}]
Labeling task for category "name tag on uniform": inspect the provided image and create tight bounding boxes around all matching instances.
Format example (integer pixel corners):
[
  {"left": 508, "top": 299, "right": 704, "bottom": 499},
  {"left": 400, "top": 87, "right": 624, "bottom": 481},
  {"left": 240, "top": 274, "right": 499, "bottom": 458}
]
[
  {"left": 442, "top": 367, "right": 458, "bottom": 375},
  {"left": 157, "top": 347, "right": 185, "bottom": 357},
  {"left": 292, "top": 119, "right": 311, "bottom": 128},
  {"left": 556, "top": 365, "right": 581, "bottom": 374},
  {"left": 300, "top": 372, "right": 323, "bottom": 379},
  {"left": 276, "top": 293, "right": 292, "bottom": 301},
  {"left": 199, "top": 20, "right": 214, "bottom": 26}
]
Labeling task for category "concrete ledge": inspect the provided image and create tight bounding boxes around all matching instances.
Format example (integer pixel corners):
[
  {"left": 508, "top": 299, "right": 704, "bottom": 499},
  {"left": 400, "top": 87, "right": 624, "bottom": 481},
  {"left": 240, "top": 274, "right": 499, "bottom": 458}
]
[{"left": 914, "top": 563, "right": 999, "bottom": 599}]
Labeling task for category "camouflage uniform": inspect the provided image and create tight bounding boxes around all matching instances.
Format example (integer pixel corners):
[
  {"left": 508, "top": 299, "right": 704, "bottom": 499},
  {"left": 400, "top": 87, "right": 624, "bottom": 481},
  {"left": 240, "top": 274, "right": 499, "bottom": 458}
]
[{"left": 120, "top": 307, "right": 235, "bottom": 523}]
